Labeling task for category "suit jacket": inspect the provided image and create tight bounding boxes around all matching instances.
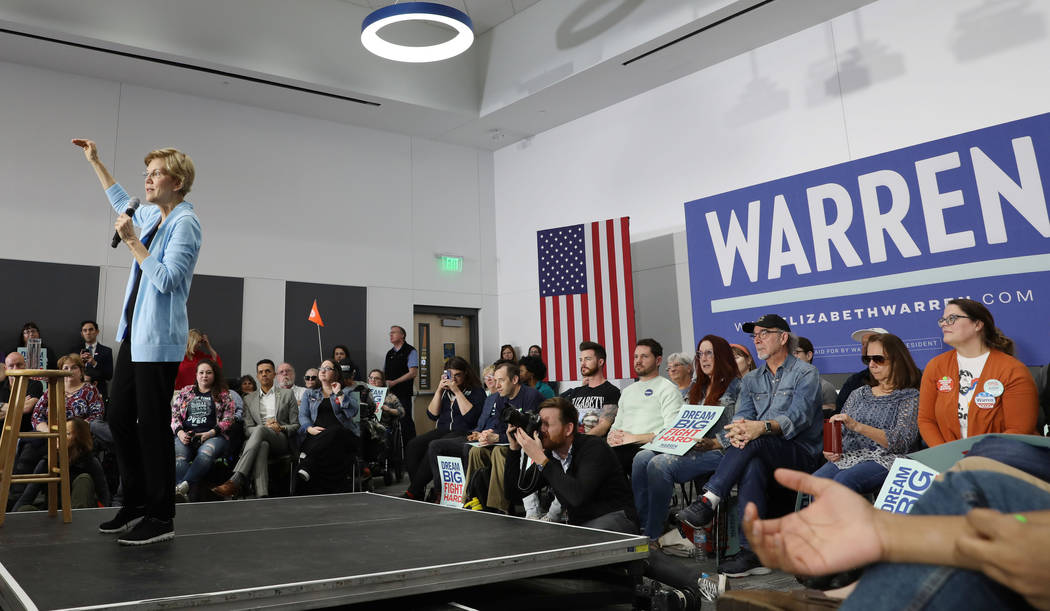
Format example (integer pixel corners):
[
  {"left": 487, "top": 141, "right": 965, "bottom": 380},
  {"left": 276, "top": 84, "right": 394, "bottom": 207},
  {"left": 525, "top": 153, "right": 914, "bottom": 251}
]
[
  {"left": 72, "top": 343, "right": 113, "bottom": 396},
  {"left": 243, "top": 387, "right": 299, "bottom": 438}
]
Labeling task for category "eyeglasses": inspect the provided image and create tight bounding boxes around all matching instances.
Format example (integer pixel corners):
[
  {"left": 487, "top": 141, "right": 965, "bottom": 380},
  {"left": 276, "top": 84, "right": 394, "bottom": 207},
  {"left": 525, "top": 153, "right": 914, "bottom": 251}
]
[
  {"left": 304, "top": 375, "right": 318, "bottom": 380},
  {"left": 318, "top": 366, "right": 335, "bottom": 372},
  {"left": 142, "top": 170, "right": 166, "bottom": 180},
  {"left": 861, "top": 354, "right": 887, "bottom": 365},
  {"left": 937, "top": 314, "right": 972, "bottom": 326},
  {"left": 749, "top": 329, "right": 782, "bottom": 340},
  {"left": 695, "top": 350, "right": 714, "bottom": 359},
  {"left": 792, "top": 349, "right": 807, "bottom": 356}
]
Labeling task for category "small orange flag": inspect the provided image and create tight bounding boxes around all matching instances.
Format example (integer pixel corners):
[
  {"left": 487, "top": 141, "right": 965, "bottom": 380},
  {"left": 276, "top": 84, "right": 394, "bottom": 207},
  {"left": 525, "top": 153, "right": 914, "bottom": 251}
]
[{"left": 308, "top": 299, "right": 324, "bottom": 326}]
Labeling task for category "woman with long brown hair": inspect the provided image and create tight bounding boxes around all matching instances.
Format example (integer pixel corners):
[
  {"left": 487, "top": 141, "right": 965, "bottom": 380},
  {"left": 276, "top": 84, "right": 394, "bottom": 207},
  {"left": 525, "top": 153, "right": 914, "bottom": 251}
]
[
  {"left": 632, "top": 335, "right": 743, "bottom": 541},
  {"left": 171, "top": 359, "right": 236, "bottom": 501},
  {"left": 815, "top": 333, "right": 921, "bottom": 493}
]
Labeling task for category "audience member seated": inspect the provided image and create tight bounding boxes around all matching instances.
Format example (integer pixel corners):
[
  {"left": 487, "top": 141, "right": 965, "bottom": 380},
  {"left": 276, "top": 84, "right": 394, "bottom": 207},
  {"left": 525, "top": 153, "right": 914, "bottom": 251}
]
[
  {"left": 518, "top": 356, "right": 554, "bottom": 399},
  {"left": 0, "top": 351, "right": 44, "bottom": 432},
  {"left": 731, "top": 343, "right": 757, "bottom": 376},
  {"left": 175, "top": 329, "right": 221, "bottom": 390},
  {"left": 402, "top": 357, "right": 485, "bottom": 500},
  {"left": 331, "top": 344, "right": 360, "bottom": 386},
  {"left": 171, "top": 359, "right": 237, "bottom": 502},
  {"left": 237, "top": 374, "right": 257, "bottom": 396},
  {"left": 722, "top": 465, "right": 1050, "bottom": 610},
  {"left": 632, "top": 335, "right": 742, "bottom": 541},
  {"left": 560, "top": 341, "right": 620, "bottom": 438},
  {"left": 665, "top": 351, "right": 694, "bottom": 401},
  {"left": 677, "top": 314, "right": 823, "bottom": 577},
  {"left": 14, "top": 417, "right": 111, "bottom": 511},
  {"left": 15, "top": 354, "right": 106, "bottom": 494},
  {"left": 367, "top": 369, "right": 405, "bottom": 430},
  {"left": 460, "top": 361, "right": 541, "bottom": 512},
  {"left": 814, "top": 333, "right": 921, "bottom": 495},
  {"left": 607, "top": 339, "right": 681, "bottom": 473},
  {"left": 276, "top": 362, "right": 306, "bottom": 404},
  {"left": 795, "top": 336, "right": 837, "bottom": 416},
  {"left": 296, "top": 359, "right": 360, "bottom": 494},
  {"left": 835, "top": 327, "right": 887, "bottom": 413},
  {"left": 500, "top": 344, "right": 517, "bottom": 362},
  {"left": 72, "top": 319, "right": 113, "bottom": 400},
  {"left": 481, "top": 364, "right": 497, "bottom": 396},
  {"left": 919, "top": 299, "right": 1037, "bottom": 449},
  {"left": 505, "top": 397, "right": 723, "bottom": 607},
  {"left": 303, "top": 368, "right": 320, "bottom": 391},
  {"left": 211, "top": 359, "right": 299, "bottom": 499},
  {"left": 15, "top": 321, "right": 55, "bottom": 369},
  {"left": 527, "top": 344, "right": 542, "bottom": 358}
]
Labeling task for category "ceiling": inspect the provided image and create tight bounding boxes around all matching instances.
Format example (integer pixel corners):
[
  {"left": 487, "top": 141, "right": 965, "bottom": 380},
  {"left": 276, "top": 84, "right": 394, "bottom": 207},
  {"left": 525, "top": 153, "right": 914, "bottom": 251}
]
[
  {"left": 340, "top": 0, "right": 542, "bottom": 36},
  {"left": 0, "top": 0, "right": 877, "bottom": 150}
]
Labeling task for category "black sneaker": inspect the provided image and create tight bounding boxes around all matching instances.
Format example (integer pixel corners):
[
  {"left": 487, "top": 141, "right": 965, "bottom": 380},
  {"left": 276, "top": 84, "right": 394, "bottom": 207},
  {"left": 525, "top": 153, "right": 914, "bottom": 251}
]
[
  {"left": 718, "top": 548, "right": 771, "bottom": 577},
  {"left": 676, "top": 496, "right": 715, "bottom": 537},
  {"left": 98, "top": 506, "right": 146, "bottom": 534},
  {"left": 117, "top": 517, "right": 175, "bottom": 546}
]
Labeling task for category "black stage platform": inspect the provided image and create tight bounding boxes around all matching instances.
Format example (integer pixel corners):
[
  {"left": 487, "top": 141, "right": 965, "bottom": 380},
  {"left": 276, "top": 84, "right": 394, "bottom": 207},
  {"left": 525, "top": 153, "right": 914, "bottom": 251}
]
[{"left": 0, "top": 493, "right": 648, "bottom": 610}]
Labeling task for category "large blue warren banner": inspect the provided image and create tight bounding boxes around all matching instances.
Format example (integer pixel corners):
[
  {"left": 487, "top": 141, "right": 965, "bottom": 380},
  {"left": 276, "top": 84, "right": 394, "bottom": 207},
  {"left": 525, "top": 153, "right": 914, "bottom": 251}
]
[{"left": 685, "top": 112, "right": 1050, "bottom": 373}]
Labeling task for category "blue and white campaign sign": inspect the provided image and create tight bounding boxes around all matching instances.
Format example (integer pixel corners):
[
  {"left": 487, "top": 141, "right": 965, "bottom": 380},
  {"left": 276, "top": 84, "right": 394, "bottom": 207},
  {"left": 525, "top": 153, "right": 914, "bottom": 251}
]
[
  {"left": 874, "top": 458, "right": 939, "bottom": 514},
  {"left": 438, "top": 456, "right": 465, "bottom": 507},
  {"left": 368, "top": 385, "right": 388, "bottom": 421},
  {"left": 685, "top": 112, "right": 1050, "bottom": 372},
  {"left": 641, "top": 405, "right": 724, "bottom": 456}
]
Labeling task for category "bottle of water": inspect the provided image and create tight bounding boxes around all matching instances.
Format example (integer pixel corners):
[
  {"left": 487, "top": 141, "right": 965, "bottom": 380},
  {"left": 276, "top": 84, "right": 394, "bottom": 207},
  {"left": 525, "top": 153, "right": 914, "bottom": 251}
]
[{"left": 692, "top": 526, "right": 706, "bottom": 560}]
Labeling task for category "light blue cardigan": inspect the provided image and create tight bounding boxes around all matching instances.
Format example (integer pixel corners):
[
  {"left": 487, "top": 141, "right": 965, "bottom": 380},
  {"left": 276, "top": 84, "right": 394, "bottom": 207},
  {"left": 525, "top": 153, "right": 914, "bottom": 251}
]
[{"left": 107, "top": 183, "right": 201, "bottom": 362}]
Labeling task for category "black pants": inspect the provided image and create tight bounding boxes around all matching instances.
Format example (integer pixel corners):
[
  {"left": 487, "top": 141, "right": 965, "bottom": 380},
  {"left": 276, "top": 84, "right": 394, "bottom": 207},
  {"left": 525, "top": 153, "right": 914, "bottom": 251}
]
[
  {"left": 582, "top": 510, "right": 702, "bottom": 600},
  {"left": 611, "top": 443, "right": 644, "bottom": 476},
  {"left": 405, "top": 429, "right": 463, "bottom": 497},
  {"left": 108, "top": 341, "right": 178, "bottom": 520}
]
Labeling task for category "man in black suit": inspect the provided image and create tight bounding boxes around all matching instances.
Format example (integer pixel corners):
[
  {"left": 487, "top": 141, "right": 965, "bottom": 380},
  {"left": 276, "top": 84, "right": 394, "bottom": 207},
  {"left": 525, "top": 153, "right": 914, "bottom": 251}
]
[{"left": 73, "top": 320, "right": 113, "bottom": 399}]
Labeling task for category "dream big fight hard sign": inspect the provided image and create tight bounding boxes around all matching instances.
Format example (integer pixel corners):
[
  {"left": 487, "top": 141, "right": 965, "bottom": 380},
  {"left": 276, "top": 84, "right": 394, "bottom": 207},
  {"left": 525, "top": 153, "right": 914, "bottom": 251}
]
[{"left": 685, "top": 113, "right": 1050, "bottom": 372}]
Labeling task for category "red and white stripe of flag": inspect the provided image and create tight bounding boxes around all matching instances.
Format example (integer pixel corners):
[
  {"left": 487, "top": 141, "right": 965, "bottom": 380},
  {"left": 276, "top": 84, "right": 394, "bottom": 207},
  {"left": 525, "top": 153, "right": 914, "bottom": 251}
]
[{"left": 540, "top": 217, "right": 636, "bottom": 381}]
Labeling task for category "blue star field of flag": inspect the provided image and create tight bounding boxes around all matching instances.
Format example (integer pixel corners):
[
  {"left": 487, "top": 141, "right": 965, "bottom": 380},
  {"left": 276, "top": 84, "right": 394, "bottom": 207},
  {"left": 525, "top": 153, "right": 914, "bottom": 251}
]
[{"left": 537, "top": 224, "right": 587, "bottom": 298}]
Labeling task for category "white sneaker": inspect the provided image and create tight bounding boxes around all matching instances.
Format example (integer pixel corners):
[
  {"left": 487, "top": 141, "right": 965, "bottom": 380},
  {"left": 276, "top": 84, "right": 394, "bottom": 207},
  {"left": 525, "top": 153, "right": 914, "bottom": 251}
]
[
  {"left": 697, "top": 573, "right": 727, "bottom": 602},
  {"left": 297, "top": 469, "right": 310, "bottom": 481},
  {"left": 525, "top": 512, "right": 542, "bottom": 520}
]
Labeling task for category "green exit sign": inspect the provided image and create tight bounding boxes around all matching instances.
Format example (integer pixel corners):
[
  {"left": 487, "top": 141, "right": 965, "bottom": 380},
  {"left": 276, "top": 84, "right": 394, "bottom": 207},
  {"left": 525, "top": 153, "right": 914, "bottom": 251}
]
[{"left": 438, "top": 255, "right": 463, "bottom": 272}]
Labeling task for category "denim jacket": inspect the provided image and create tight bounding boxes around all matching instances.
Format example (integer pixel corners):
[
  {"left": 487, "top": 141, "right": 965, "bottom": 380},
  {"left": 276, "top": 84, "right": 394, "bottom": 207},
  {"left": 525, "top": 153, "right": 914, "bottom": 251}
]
[
  {"left": 298, "top": 387, "right": 360, "bottom": 439},
  {"left": 733, "top": 354, "right": 824, "bottom": 456}
]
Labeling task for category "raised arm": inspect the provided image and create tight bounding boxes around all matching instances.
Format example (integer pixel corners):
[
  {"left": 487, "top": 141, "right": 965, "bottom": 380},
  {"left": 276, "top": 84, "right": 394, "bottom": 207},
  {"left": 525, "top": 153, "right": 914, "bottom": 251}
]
[{"left": 72, "top": 139, "right": 116, "bottom": 190}]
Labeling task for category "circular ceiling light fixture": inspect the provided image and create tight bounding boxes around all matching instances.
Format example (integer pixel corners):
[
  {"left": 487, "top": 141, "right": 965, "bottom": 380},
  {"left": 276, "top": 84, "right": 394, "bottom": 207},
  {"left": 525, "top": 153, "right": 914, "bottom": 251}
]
[{"left": 361, "top": 2, "right": 474, "bottom": 63}]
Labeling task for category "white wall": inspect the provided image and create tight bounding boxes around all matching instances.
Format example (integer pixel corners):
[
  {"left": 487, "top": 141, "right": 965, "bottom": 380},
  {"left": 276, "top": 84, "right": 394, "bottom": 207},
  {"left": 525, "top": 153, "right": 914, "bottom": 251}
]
[
  {"left": 493, "top": 0, "right": 1050, "bottom": 357},
  {"left": 0, "top": 60, "right": 496, "bottom": 375}
]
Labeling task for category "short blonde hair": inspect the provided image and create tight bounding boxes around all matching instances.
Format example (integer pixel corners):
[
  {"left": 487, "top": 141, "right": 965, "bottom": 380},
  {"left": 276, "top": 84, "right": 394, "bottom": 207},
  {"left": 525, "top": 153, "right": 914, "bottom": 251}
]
[
  {"left": 145, "top": 147, "right": 195, "bottom": 195},
  {"left": 57, "top": 353, "right": 85, "bottom": 381}
]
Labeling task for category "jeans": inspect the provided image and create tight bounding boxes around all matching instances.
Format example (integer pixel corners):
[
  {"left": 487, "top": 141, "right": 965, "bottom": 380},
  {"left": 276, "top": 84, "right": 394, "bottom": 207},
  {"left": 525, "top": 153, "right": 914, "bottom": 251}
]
[
  {"left": 842, "top": 470, "right": 1050, "bottom": 611},
  {"left": 812, "top": 460, "right": 888, "bottom": 495},
  {"left": 174, "top": 436, "right": 228, "bottom": 485},
  {"left": 966, "top": 436, "right": 1050, "bottom": 483},
  {"left": 703, "top": 436, "right": 819, "bottom": 548},
  {"left": 632, "top": 449, "right": 723, "bottom": 539}
]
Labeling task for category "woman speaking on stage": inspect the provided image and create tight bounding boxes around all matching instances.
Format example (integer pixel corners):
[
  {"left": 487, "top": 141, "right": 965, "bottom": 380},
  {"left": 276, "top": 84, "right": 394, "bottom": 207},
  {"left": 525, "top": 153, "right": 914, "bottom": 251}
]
[{"left": 73, "top": 138, "right": 201, "bottom": 545}]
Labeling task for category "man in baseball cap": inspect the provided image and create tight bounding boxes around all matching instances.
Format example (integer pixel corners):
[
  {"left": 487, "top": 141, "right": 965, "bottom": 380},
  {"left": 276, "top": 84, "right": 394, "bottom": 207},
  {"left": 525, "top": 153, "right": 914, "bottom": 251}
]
[{"left": 676, "top": 313, "right": 823, "bottom": 577}]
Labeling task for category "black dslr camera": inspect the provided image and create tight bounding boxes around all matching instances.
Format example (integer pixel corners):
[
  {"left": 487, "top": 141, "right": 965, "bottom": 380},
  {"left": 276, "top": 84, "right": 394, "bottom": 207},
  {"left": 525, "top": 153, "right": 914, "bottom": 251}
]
[{"left": 500, "top": 406, "right": 541, "bottom": 438}]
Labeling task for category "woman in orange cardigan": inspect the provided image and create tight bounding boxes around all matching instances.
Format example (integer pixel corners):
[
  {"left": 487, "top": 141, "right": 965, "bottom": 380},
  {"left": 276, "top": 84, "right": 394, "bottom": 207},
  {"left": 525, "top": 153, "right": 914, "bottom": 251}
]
[{"left": 918, "top": 299, "right": 1037, "bottom": 446}]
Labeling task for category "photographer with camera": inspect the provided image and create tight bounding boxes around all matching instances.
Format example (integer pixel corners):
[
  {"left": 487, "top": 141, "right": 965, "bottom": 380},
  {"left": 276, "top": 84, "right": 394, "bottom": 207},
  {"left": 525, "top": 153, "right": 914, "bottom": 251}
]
[
  {"left": 457, "top": 360, "right": 541, "bottom": 511},
  {"left": 505, "top": 397, "right": 720, "bottom": 608}
]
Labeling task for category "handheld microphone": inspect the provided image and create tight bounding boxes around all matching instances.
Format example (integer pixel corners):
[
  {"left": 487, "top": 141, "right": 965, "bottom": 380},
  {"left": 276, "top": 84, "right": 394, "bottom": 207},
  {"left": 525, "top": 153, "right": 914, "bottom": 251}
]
[{"left": 111, "top": 197, "right": 141, "bottom": 248}]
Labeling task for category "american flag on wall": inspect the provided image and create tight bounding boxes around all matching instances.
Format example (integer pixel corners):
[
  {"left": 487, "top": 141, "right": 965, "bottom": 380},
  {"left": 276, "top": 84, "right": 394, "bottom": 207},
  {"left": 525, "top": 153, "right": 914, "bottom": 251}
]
[{"left": 538, "top": 217, "right": 637, "bottom": 381}]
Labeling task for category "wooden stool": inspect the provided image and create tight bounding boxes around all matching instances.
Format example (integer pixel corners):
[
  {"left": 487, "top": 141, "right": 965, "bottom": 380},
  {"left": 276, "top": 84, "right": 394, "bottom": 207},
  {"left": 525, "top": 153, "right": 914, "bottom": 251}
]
[{"left": 0, "top": 369, "right": 73, "bottom": 526}]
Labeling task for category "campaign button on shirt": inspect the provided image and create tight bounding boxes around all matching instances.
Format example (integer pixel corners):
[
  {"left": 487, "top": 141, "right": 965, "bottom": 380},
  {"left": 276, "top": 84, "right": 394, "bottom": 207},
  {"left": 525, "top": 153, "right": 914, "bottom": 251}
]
[
  {"left": 937, "top": 376, "right": 953, "bottom": 392},
  {"left": 983, "top": 379, "right": 1004, "bottom": 397},
  {"left": 644, "top": 389, "right": 653, "bottom": 397},
  {"left": 974, "top": 392, "right": 997, "bottom": 409}
]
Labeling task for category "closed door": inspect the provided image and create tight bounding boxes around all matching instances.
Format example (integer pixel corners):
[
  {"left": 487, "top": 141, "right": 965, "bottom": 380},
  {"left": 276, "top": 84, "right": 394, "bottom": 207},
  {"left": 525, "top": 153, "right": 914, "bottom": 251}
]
[{"left": 412, "top": 313, "right": 472, "bottom": 431}]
